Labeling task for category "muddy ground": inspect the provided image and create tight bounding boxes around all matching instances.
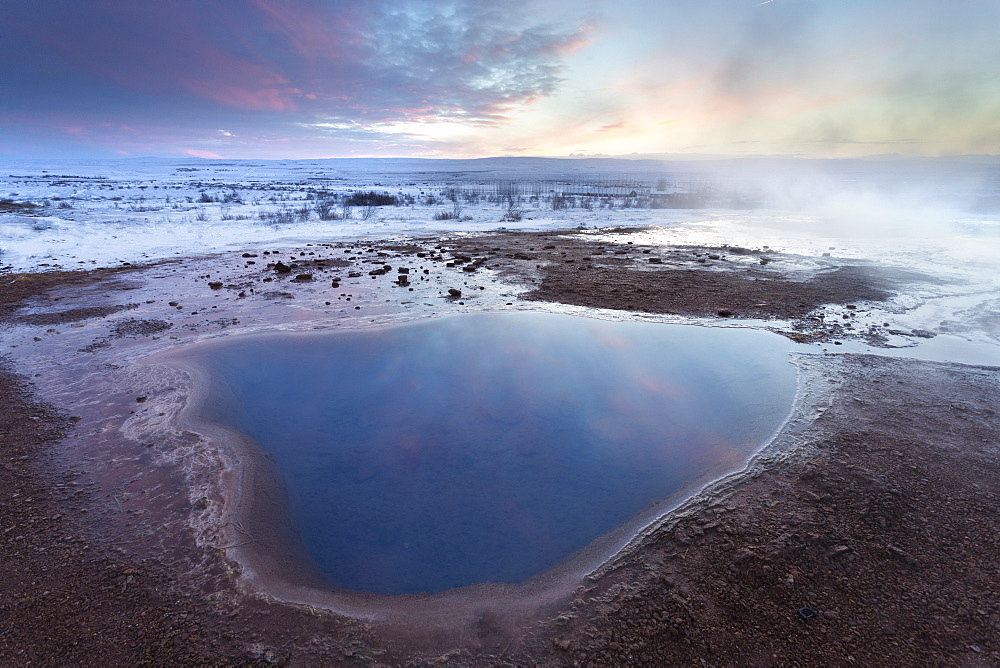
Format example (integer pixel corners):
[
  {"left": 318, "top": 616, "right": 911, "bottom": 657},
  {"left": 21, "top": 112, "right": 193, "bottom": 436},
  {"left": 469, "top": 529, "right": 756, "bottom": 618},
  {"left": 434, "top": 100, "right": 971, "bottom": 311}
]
[{"left": 0, "top": 228, "right": 997, "bottom": 665}]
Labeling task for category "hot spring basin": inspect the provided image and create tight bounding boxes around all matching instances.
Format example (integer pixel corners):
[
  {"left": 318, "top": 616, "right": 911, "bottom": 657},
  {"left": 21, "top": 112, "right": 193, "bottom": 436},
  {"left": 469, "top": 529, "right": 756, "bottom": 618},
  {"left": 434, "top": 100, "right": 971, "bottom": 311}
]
[{"left": 192, "top": 313, "right": 796, "bottom": 595}]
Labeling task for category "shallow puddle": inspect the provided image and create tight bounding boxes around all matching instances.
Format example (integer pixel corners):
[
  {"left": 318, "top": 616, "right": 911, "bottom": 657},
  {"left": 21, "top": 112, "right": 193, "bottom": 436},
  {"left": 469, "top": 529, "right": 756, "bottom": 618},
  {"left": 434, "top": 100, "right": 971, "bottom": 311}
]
[{"left": 190, "top": 313, "right": 797, "bottom": 595}]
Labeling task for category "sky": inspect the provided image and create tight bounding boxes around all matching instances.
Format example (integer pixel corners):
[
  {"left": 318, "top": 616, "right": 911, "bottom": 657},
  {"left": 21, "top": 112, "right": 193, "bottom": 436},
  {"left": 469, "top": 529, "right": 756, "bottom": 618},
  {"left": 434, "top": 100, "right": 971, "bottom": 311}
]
[{"left": 1, "top": 0, "right": 998, "bottom": 160}]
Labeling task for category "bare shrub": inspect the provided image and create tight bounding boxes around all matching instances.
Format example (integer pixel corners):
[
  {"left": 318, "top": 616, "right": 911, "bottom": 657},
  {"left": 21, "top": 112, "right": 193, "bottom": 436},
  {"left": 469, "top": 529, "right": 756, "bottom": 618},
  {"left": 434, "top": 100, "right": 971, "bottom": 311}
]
[
  {"left": 345, "top": 191, "right": 398, "bottom": 207},
  {"left": 259, "top": 208, "right": 298, "bottom": 226},
  {"left": 434, "top": 200, "right": 463, "bottom": 220},
  {"left": 315, "top": 198, "right": 340, "bottom": 220},
  {"left": 501, "top": 204, "right": 523, "bottom": 222}
]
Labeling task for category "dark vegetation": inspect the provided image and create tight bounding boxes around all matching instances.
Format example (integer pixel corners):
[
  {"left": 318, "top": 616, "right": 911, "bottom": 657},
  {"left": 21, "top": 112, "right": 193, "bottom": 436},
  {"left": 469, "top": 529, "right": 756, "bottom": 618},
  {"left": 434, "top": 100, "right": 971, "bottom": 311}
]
[{"left": 343, "top": 191, "right": 400, "bottom": 207}]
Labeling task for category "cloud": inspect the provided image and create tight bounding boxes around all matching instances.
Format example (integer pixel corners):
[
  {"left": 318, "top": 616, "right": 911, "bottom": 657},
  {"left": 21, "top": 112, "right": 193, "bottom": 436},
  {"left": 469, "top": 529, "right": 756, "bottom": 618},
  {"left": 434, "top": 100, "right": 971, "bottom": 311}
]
[
  {"left": 185, "top": 149, "right": 224, "bottom": 159},
  {"left": 2, "top": 0, "right": 996, "bottom": 158},
  {"left": 0, "top": 0, "right": 592, "bottom": 156},
  {"left": 348, "top": 2, "right": 594, "bottom": 123},
  {"left": 597, "top": 0, "right": 1000, "bottom": 156}
]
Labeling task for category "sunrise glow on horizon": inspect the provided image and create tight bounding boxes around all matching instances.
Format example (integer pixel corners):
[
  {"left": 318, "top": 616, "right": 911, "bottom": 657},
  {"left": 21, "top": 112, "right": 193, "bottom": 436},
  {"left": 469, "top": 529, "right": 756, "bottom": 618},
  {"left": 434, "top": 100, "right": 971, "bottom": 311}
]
[{"left": 2, "top": 0, "right": 998, "bottom": 160}]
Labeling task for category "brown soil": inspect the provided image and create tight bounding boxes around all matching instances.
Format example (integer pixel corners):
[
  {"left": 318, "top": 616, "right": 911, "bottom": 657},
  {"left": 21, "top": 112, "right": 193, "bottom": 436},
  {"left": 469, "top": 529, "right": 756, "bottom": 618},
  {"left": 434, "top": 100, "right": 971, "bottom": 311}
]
[
  {"left": 514, "top": 355, "right": 1000, "bottom": 666},
  {"left": 0, "top": 267, "right": 146, "bottom": 318},
  {"left": 0, "top": 362, "right": 236, "bottom": 664},
  {"left": 0, "top": 357, "right": 380, "bottom": 665},
  {"left": 1, "top": 229, "right": 997, "bottom": 666},
  {"left": 439, "top": 230, "right": 932, "bottom": 344}
]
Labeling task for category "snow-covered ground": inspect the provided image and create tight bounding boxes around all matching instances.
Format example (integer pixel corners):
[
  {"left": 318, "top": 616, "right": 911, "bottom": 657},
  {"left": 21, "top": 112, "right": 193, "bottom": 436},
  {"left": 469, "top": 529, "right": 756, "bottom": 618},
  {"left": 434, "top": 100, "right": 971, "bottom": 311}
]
[
  {"left": 2, "top": 156, "right": 998, "bottom": 362},
  {"left": 0, "top": 157, "right": 701, "bottom": 271}
]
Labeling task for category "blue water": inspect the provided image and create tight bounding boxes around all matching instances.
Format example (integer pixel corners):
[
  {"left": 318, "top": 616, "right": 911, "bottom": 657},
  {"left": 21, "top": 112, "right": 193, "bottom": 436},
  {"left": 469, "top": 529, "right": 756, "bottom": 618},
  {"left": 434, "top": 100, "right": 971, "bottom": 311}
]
[{"left": 198, "top": 313, "right": 796, "bottom": 594}]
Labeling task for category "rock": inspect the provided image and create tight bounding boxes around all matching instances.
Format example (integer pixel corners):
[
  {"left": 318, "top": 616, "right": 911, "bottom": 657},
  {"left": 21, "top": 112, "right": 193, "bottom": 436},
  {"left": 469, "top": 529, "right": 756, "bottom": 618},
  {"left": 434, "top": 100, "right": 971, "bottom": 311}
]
[
  {"left": 887, "top": 544, "right": 919, "bottom": 566},
  {"left": 717, "top": 309, "right": 733, "bottom": 317},
  {"left": 649, "top": 257, "right": 662, "bottom": 264},
  {"left": 136, "top": 396, "right": 147, "bottom": 403},
  {"left": 273, "top": 261, "right": 291, "bottom": 274},
  {"left": 241, "top": 252, "right": 258, "bottom": 258},
  {"left": 208, "top": 281, "right": 223, "bottom": 289},
  {"left": 397, "top": 267, "right": 410, "bottom": 274},
  {"left": 828, "top": 544, "right": 852, "bottom": 558},
  {"left": 911, "top": 329, "right": 936, "bottom": 339},
  {"left": 348, "top": 272, "right": 362, "bottom": 278},
  {"left": 293, "top": 273, "right": 313, "bottom": 282},
  {"left": 447, "top": 288, "right": 462, "bottom": 298}
]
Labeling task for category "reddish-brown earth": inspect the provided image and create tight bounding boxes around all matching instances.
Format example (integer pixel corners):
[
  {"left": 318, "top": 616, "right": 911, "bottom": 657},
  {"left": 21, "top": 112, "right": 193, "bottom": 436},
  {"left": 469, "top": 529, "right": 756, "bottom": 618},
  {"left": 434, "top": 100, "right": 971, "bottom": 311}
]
[{"left": 1, "top": 230, "right": 997, "bottom": 665}]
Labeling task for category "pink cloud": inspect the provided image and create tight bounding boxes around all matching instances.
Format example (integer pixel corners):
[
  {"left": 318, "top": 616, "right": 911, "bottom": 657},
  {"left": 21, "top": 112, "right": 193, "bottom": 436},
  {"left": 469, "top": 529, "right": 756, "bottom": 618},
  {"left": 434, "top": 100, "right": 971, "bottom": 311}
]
[{"left": 184, "top": 149, "right": 224, "bottom": 159}]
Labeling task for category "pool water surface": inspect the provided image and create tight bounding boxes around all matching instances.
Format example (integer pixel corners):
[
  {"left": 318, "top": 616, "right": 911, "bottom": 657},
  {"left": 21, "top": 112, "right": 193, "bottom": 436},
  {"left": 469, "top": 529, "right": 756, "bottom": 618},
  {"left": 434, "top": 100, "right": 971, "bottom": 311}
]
[{"left": 195, "top": 313, "right": 797, "bottom": 595}]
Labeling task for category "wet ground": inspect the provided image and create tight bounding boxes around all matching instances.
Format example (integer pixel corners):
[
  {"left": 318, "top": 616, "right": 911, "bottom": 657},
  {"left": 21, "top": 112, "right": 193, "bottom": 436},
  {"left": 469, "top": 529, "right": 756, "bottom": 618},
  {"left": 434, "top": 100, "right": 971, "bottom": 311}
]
[{"left": 1, "top": 227, "right": 998, "bottom": 665}]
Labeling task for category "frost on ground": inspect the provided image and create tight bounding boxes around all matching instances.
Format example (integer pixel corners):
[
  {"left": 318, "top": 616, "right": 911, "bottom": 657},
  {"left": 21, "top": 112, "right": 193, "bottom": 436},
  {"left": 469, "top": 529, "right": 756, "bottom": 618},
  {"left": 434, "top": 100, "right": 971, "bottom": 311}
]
[{"left": 2, "top": 156, "right": 998, "bottom": 358}]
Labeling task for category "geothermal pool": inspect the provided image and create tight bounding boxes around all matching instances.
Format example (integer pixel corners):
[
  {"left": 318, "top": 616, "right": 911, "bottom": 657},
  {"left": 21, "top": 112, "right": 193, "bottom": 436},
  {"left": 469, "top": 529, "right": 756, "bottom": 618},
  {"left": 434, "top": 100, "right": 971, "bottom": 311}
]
[{"left": 192, "top": 313, "right": 797, "bottom": 595}]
